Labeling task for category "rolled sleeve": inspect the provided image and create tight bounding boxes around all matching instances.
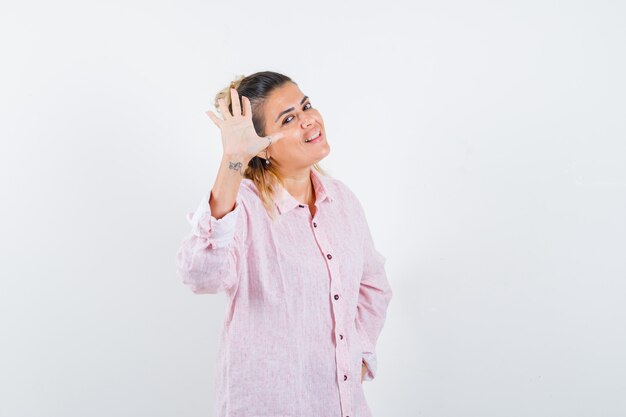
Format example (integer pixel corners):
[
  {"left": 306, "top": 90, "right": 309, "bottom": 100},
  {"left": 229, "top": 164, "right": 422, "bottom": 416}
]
[
  {"left": 175, "top": 191, "right": 246, "bottom": 294},
  {"left": 187, "top": 193, "right": 241, "bottom": 248}
]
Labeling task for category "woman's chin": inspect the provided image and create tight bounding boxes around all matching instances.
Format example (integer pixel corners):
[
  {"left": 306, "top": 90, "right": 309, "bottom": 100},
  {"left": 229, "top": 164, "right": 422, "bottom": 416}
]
[{"left": 315, "top": 144, "right": 330, "bottom": 163}]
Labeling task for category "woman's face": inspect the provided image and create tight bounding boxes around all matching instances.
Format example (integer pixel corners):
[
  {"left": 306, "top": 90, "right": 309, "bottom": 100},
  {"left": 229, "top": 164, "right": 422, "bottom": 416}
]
[{"left": 259, "top": 82, "right": 330, "bottom": 171}]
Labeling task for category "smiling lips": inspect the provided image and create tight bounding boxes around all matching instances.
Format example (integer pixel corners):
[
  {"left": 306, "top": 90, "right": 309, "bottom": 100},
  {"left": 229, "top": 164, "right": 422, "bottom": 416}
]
[{"left": 304, "top": 130, "right": 322, "bottom": 143}]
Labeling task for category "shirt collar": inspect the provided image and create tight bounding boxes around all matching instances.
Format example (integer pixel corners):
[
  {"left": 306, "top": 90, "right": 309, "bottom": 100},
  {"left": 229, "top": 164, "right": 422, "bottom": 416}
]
[{"left": 273, "top": 168, "right": 335, "bottom": 215}]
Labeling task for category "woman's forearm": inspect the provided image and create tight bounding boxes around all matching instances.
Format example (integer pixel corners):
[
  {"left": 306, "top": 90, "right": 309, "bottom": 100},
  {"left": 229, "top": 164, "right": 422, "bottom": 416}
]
[{"left": 210, "top": 154, "right": 250, "bottom": 220}]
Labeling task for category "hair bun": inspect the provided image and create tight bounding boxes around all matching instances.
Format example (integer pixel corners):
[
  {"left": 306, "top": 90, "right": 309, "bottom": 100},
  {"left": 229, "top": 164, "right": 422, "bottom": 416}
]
[
  {"left": 230, "top": 75, "right": 245, "bottom": 90},
  {"left": 214, "top": 74, "right": 246, "bottom": 111}
]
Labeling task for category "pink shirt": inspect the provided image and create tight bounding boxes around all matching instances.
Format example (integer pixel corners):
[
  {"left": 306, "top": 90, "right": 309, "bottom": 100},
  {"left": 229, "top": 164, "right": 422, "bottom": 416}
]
[{"left": 175, "top": 168, "right": 393, "bottom": 417}]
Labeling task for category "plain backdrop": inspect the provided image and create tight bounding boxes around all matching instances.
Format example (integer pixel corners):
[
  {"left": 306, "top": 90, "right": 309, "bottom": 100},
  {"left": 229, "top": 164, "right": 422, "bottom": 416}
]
[{"left": 1, "top": 0, "right": 625, "bottom": 416}]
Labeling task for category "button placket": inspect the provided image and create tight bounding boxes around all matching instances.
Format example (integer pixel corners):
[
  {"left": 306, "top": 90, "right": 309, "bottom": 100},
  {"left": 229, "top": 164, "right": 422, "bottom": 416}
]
[
  {"left": 330, "top": 267, "right": 352, "bottom": 416},
  {"left": 309, "top": 220, "right": 353, "bottom": 417}
]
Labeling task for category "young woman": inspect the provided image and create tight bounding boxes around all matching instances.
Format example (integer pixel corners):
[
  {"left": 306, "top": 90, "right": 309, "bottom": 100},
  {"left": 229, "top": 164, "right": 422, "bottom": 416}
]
[{"left": 176, "top": 71, "right": 392, "bottom": 417}]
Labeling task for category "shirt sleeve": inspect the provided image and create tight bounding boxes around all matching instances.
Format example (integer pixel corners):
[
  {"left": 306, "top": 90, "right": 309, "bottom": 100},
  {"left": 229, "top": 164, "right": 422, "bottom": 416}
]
[
  {"left": 175, "top": 191, "right": 246, "bottom": 294},
  {"left": 354, "top": 198, "right": 393, "bottom": 382}
]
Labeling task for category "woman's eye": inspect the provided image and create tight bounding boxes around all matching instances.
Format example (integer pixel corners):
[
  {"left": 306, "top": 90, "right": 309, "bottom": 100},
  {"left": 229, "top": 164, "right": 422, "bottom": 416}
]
[{"left": 282, "top": 103, "right": 313, "bottom": 125}]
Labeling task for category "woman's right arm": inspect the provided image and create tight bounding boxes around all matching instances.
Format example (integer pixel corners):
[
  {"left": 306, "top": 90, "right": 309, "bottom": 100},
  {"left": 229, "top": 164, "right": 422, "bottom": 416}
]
[
  {"left": 175, "top": 153, "right": 250, "bottom": 295},
  {"left": 175, "top": 87, "right": 284, "bottom": 294},
  {"left": 209, "top": 153, "right": 250, "bottom": 220}
]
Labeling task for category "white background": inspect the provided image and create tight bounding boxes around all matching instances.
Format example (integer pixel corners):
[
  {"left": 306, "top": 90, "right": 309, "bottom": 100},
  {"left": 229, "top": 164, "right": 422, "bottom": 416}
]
[{"left": 1, "top": 0, "right": 625, "bottom": 416}]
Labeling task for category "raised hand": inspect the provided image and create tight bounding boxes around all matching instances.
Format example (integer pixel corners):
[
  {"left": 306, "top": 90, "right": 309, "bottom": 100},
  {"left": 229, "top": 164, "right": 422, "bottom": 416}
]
[{"left": 206, "top": 88, "right": 284, "bottom": 162}]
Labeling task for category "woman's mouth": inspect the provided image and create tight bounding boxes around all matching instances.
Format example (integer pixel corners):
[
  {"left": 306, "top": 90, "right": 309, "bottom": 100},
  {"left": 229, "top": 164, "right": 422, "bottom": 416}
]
[{"left": 304, "top": 130, "right": 323, "bottom": 144}]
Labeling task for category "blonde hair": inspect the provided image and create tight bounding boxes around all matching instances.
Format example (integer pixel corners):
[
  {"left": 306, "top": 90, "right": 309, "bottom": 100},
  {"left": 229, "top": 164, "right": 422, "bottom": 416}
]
[{"left": 214, "top": 71, "right": 330, "bottom": 221}]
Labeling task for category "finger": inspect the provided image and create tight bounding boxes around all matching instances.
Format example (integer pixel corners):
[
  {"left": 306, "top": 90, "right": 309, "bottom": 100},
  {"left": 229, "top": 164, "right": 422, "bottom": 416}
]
[
  {"left": 205, "top": 110, "right": 223, "bottom": 128},
  {"left": 242, "top": 96, "right": 252, "bottom": 118},
  {"left": 230, "top": 88, "right": 242, "bottom": 117},
  {"left": 217, "top": 98, "right": 232, "bottom": 119}
]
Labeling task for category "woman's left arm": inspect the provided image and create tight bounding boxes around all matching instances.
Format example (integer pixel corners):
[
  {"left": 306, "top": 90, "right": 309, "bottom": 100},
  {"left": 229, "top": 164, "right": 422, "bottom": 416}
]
[{"left": 354, "top": 198, "right": 393, "bottom": 382}]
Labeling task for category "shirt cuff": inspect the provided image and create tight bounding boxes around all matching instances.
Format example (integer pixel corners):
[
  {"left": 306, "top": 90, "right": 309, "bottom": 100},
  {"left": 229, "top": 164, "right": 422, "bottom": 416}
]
[
  {"left": 361, "top": 351, "right": 377, "bottom": 381},
  {"left": 186, "top": 192, "right": 241, "bottom": 248}
]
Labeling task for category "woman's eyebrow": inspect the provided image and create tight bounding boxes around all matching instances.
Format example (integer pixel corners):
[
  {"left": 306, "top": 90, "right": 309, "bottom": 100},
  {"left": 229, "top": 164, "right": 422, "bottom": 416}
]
[{"left": 274, "top": 96, "right": 309, "bottom": 122}]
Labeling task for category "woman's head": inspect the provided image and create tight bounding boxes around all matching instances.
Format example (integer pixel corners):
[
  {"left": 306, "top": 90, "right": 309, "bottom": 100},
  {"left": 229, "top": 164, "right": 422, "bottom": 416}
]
[
  {"left": 258, "top": 81, "right": 330, "bottom": 171},
  {"left": 213, "top": 71, "right": 330, "bottom": 218},
  {"left": 214, "top": 71, "right": 330, "bottom": 172}
]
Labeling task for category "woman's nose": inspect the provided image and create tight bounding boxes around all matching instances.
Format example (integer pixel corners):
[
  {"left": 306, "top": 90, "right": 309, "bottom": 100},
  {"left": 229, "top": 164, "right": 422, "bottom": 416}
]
[{"left": 302, "top": 118, "right": 313, "bottom": 128}]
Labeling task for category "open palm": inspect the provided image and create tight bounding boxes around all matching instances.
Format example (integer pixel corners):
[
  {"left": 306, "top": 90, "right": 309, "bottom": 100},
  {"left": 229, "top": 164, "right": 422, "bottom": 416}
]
[{"left": 206, "top": 88, "right": 284, "bottom": 161}]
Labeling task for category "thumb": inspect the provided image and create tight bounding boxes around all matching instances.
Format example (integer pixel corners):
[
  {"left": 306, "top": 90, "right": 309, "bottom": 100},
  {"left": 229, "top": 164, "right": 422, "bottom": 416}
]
[{"left": 265, "top": 131, "right": 285, "bottom": 144}]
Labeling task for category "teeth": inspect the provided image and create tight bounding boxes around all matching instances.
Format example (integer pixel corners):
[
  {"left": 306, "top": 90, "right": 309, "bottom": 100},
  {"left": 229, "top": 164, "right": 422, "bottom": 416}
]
[{"left": 305, "top": 131, "right": 321, "bottom": 143}]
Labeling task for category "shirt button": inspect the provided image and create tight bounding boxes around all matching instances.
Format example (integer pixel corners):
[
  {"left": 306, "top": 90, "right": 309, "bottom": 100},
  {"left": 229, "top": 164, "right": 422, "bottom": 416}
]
[
  {"left": 339, "top": 334, "right": 343, "bottom": 339},
  {"left": 334, "top": 294, "right": 339, "bottom": 300},
  {"left": 313, "top": 222, "right": 317, "bottom": 227},
  {"left": 327, "top": 253, "right": 332, "bottom": 260},
  {"left": 298, "top": 204, "right": 305, "bottom": 208},
  {"left": 344, "top": 374, "right": 348, "bottom": 381}
]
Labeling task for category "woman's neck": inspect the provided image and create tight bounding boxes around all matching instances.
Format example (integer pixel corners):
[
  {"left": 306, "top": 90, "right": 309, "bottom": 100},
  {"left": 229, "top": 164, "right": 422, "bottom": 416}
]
[{"left": 281, "top": 168, "right": 314, "bottom": 205}]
